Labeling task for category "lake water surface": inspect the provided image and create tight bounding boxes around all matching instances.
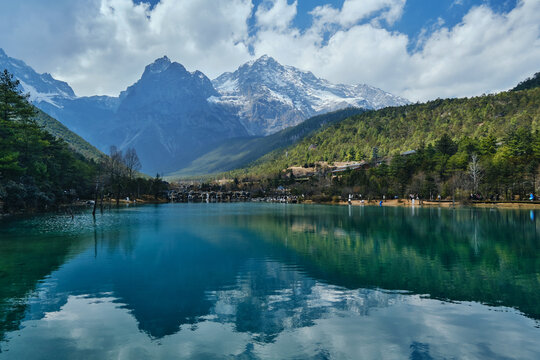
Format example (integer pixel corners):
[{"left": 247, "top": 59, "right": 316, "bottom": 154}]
[{"left": 0, "top": 203, "right": 539, "bottom": 359}]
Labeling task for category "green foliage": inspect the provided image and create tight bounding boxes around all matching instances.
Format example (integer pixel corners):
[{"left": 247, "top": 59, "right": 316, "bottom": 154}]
[
  {"left": 0, "top": 69, "right": 99, "bottom": 212},
  {"left": 33, "top": 108, "right": 103, "bottom": 161},
  {"left": 167, "top": 108, "right": 364, "bottom": 178},
  {"left": 332, "top": 129, "right": 539, "bottom": 200},
  {"left": 232, "top": 86, "right": 540, "bottom": 187},
  {"left": 512, "top": 72, "right": 540, "bottom": 92}
]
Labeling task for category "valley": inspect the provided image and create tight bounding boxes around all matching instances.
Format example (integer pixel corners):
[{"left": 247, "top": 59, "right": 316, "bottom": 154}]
[
  {"left": 0, "top": 49, "right": 407, "bottom": 175},
  {"left": 1, "top": 48, "right": 539, "bottom": 208}
]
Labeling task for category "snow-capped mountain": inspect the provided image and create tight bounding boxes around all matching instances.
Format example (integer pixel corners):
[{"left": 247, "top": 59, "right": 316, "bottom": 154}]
[
  {"left": 0, "top": 48, "right": 119, "bottom": 141},
  {"left": 213, "top": 55, "right": 409, "bottom": 135},
  {"left": 0, "top": 48, "right": 75, "bottom": 107},
  {"left": 0, "top": 50, "right": 249, "bottom": 174},
  {"left": 0, "top": 49, "right": 409, "bottom": 174}
]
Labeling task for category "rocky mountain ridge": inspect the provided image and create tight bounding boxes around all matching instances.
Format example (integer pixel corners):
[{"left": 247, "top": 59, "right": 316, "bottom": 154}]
[
  {"left": 0, "top": 49, "right": 409, "bottom": 174},
  {"left": 213, "top": 55, "right": 409, "bottom": 135}
]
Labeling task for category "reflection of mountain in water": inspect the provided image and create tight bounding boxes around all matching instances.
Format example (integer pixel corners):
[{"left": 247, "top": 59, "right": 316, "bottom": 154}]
[
  {"left": 34, "top": 225, "right": 257, "bottom": 339},
  {"left": 206, "top": 259, "right": 405, "bottom": 343},
  {"left": 3, "top": 257, "right": 538, "bottom": 359},
  {"left": 0, "top": 204, "right": 539, "bottom": 351},
  {"left": 0, "top": 211, "right": 407, "bottom": 345}
]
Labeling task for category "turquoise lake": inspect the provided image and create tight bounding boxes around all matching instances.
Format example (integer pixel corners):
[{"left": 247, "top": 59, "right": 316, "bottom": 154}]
[{"left": 0, "top": 203, "right": 539, "bottom": 359}]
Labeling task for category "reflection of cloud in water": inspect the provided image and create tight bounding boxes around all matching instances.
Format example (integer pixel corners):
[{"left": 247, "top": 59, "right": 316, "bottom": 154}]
[
  {"left": 206, "top": 260, "right": 404, "bottom": 344},
  {"left": 3, "top": 259, "right": 539, "bottom": 359},
  {"left": 2, "top": 295, "right": 252, "bottom": 359},
  {"left": 2, "top": 205, "right": 540, "bottom": 359}
]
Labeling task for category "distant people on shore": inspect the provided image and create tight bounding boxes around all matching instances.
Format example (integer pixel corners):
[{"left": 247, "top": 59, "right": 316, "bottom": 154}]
[
  {"left": 469, "top": 193, "right": 483, "bottom": 201},
  {"left": 338, "top": 191, "right": 538, "bottom": 207}
]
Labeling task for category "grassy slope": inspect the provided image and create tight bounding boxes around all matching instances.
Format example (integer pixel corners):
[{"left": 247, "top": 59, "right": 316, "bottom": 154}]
[
  {"left": 34, "top": 107, "right": 103, "bottom": 161},
  {"left": 232, "top": 87, "right": 540, "bottom": 177},
  {"left": 167, "top": 108, "right": 364, "bottom": 178}
]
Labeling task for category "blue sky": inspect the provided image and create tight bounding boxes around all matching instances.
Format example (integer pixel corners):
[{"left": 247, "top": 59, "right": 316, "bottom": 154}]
[
  {"left": 135, "top": 0, "right": 518, "bottom": 33},
  {"left": 0, "top": 0, "right": 537, "bottom": 101},
  {"left": 136, "top": 0, "right": 519, "bottom": 51}
]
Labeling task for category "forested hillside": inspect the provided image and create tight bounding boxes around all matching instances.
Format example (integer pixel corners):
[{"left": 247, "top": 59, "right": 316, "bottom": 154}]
[
  {"left": 512, "top": 72, "right": 540, "bottom": 92},
  {"left": 0, "top": 69, "right": 167, "bottom": 212},
  {"left": 33, "top": 108, "right": 103, "bottom": 161},
  {"left": 238, "top": 86, "right": 540, "bottom": 177},
  {"left": 0, "top": 70, "right": 98, "bottom": 211},
  {"left": 228, "top": 83, "right": 540, "bottom": 200}
]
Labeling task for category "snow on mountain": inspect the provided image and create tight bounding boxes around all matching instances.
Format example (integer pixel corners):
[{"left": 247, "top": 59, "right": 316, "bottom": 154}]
[
  {"left": 213, "top": 55, "right": 409, "bottom": 135},
  {"left": 0, "top": 48, "right": 75, "bottom": 108},
  {"left": 0, "top": 49, "right": 410, "bottom": 175}
]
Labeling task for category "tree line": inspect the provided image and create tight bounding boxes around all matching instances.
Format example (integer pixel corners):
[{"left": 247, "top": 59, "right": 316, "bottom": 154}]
[
  {"left": 224, "top": 76, "right": 540, "bottom": 202},
  {"left": 272, "top": 129, "right": 539, "bottom": 202},
  {"left": 329, "top": 130, "right": 540, "bottom": 201},
  {"left": 93, "top": 145, "right": 168, "bottom": 211},
  {"left": 0, "top": 69, "right": 167, "bottom": 213},
  {"left": 233, "top": 84, "right": 540, "bottom": 180}
]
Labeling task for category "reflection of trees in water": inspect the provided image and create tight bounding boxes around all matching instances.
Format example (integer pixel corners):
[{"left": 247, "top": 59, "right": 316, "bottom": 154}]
[
  {"left": 227, "top": 206, "right": 540, "bottom": 319},
  {"left": 1, "top": 204, "right": 539, "bottom": 350},
  {"left": 0, "top": 210, "right": 145, "bottom": 346},
  {"left": 0, "top": 228, "right": 94, "bottom": 346}
]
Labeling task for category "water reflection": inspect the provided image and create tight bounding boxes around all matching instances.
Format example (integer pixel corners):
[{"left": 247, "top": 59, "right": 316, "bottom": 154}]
[{"left": 0, "top": 204, "right": 539, "bottom": 359}]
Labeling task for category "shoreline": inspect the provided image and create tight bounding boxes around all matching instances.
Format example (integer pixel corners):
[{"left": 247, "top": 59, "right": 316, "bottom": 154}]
[
  {"left": 325, "top": 199, "right": 540, "bottom": 209},
  {"left": 0, "top": 197, "right": 169, "bottom": 218},
  {"left": 3, "top": 198, "right": 540, "bottom": 219}
]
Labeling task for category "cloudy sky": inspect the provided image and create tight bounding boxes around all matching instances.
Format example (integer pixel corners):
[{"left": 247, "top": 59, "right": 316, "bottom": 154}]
[{"left": 0, "top": 0, "right": 538, "bottom": 101}]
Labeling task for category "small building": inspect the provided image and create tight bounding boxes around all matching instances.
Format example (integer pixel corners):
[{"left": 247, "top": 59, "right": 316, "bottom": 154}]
[{"left": 331, "top": 161, "right": 369, "bottom": 174}]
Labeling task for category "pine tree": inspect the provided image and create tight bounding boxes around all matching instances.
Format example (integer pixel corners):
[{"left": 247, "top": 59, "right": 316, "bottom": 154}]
[{"left": 0, "top": 69, "right": 35, "bottom": 123}]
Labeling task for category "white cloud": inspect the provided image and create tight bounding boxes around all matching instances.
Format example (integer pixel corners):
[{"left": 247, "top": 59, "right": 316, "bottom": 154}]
[
  {"left": 252, "top": 0, "right": 540, "bottom": 101},
  {"left": 311, "top": 0, "right": 406, "bottom": 28},
  {"left": 0, "top": 0, "right": 254, "bottom": 96},
  {"left": 0, "top": 0, "right": 538, "bottom": 102},
  {"left": 255, "top": 0, "right": 297, "bottom": 31},
  {"left": 405, "top": 0, "right": 540, "bottom": 99}
]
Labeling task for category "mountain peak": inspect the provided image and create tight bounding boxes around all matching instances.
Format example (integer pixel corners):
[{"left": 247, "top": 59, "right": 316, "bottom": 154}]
[
  {"left": 213, "top": 56, "right": 409, "bottom": 135},
  {"left": 0, "top": 48, "right": 76, "bottom": 101},
  {"left": 158, "top": 55, "right": 171, "bottom": 63},
  {"left": 258, "top": 54, "right": 272, "bottom": 61},
  {"left": 145, "top": 56, "right": 173, "bottom": 74},
  {"left": 250, "top": 54, "right": 279, "bottom": 67}
]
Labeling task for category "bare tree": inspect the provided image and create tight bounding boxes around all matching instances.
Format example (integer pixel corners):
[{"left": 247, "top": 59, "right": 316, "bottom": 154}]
[
  {"left": 92, "top": 156, "right": 107, "bottom": 217},
  {"left": 123, "top": 147, "right": 141, "bottom": 181},
  {"left": 449, "top": 171, "right": 467, "bottom": 207},
  {"left": 107, "top": 146, "right": 126, "bottom": 205},
  {"left": 468, "top": 154, "right": 483, "bottom": 194},
  {"left": 408, "top": 172, "right": 426, "bottom": 198}
]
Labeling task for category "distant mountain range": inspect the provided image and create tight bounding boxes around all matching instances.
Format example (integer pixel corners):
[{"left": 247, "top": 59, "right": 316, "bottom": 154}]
[
  {"left": 212, "top": 55, "right": 408, "bottom": 135},
  {"left": 0, "top": 48, "right": 408, "bottom": 174},
  {"left": 167, "top": 108, "right": 365, "bottom": 178}
]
